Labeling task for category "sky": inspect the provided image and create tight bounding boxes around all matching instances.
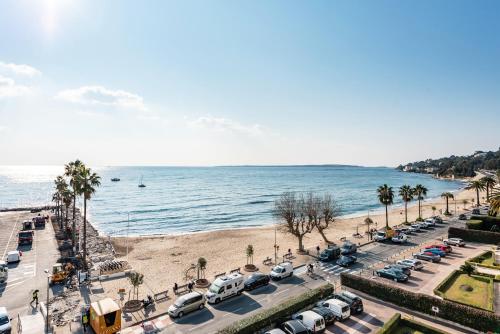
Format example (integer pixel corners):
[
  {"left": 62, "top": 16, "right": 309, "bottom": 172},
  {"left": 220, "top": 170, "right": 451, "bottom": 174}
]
[{"left": 0, "top": 0, "right": 499, "bottom": 167}]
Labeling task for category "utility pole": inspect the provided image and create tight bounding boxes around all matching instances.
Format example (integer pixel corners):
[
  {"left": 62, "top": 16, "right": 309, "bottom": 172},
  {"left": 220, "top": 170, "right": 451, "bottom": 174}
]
[
  {"left": 44, "top": 269, "right": 50, "bottom": 334},
  {"left": 127, "top": 213, "right": 130, "bottom": 261}
]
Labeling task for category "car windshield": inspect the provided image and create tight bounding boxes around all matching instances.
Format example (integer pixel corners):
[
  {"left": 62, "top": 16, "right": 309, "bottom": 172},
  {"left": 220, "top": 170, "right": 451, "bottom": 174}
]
[
  {"left": 208, "top": 283, "right": 221, "bottom": 294},
  {"left": 0, "top": 316, "right": 9, "bottom": 326},
  {"left": 272, "top": 266, "right": 283, "bottom": 273}
]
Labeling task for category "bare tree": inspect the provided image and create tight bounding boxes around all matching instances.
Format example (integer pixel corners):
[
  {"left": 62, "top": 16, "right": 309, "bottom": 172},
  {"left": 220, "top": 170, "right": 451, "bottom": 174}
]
[
  {"left": 274, "top": 192, "right": 315, "bottom": 252},
  {"left": 316, "top": 194, "right": 340, "bottom": 244}
]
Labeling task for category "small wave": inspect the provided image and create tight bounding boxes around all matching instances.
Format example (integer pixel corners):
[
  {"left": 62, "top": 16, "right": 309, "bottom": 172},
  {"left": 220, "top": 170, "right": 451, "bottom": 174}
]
[{"left": 247, "top": 200, "right": 272, "bottom": 205}]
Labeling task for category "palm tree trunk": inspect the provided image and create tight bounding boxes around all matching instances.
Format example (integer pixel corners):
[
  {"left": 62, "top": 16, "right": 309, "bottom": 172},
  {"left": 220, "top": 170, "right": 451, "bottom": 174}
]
[
  {"left": 446, "top": 198, "right": 449, "bottom": 214},
  {"left": 418, "top": 199, "right": 421, "bottom": 219},
  {"left": 404, "top": 201, "right": 408, "bottom": 223},
  {"left": 72, "top": 193, "right": 76, "bottom": 249},
  {"left": 83, "top": 197, "right": 87, "bottom": 270},
  {"left": 298, "top": 234, "right": 304, "bottom": 252},
  {"left": 385, "top": 204, "right": 389, "bottom": 229},
  {"left": 486, "top": 186, "right": 490, "bottom": 202},
  {"left": 476, "top": 188, "right": 480, "bottom": 207},
  {"left": 65, "top": 205, "right": 69, "bottom": 231}
]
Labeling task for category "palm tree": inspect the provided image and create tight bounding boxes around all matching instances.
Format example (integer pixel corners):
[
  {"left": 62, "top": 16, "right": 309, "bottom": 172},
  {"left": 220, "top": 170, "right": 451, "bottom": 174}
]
[
  {"left": 481, "top": 176, "right": 497, "bottom": 202},
  {"left": 489, "top": 190, "right": 499, "bottom": 216},
  {"left": 54, "top": 176, "right": 67, "bottom": 226},
  {"left": 413, "top": 184, "right": 428, "bottom": 221},
  {"left": 61, "top": 188, "right": 73, "bottom": 232},
  {"left": 246, "top": 245, "right": 254, "bottom": 265},
  {"left": 466, "top": 180, "right": 486, "bottom": 207},
  {"left": 398, "top": 185, "right": 413, "bottom": 224},
  {"left": 197, "top": 257, "right": 207, "bottom": 280},
  {"left": 128, "top": 271, "right": 144, "bottom": 300},
  {"left": 462, "top": 199, "right": 468, "bottom": 209},
  {"left": 78, "top": 166, "right": 101, "bottom": 269},
  {"left": 64, "top": 160, "right": 84, "bottom": 248},
  {"left": 377, "top": 184, "right": 394, "bottom": 229},
  {"left": 441, "top": 192, "right": 454, "bottom": 215}
]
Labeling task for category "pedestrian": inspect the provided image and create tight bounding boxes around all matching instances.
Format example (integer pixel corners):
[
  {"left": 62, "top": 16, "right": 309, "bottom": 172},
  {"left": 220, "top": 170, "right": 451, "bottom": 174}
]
[
  {"left": 188, "top": 282, "right": 193, "bottom": 292},
  {"left": 30, "top": 289, "right": 39, "bottom": 307},
  {"left": 173, "top": 282, "right": 178, "bottom": 294},
  {"left": 316, "top": 245, "right": 320, "bottom": 256},
  {"left": 82, "top": 312, "right": 89, "bottom": 332}
]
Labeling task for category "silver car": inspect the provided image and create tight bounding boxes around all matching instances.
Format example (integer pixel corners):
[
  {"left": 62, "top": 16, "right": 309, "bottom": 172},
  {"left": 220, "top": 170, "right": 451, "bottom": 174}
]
[{"left": 168, "top": 291, "right": 206, "bottom": 318}]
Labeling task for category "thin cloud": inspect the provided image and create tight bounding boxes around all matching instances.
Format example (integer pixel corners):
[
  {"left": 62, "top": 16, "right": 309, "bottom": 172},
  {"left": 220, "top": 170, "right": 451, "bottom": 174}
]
[
  {"left": 0, "top": 75, "right": 31, "bottom": 98},
  {"left": 0, "top": 62, "right": 42, "bottom": 77},
  {"left": 55, "top": 85, "right": 146, "bottom": 111},
  {"left": 188, "top": 116, "right": 266, "bottom": 136}
]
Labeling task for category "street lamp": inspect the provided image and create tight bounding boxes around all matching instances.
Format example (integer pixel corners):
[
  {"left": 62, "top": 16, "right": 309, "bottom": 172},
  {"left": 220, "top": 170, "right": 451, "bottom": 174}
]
[
  {"left": 44, "top": 269, "right": 50, "bottom": 334},
  {"left": 274, "top": 227, "right": 279, "bottom": 265}
]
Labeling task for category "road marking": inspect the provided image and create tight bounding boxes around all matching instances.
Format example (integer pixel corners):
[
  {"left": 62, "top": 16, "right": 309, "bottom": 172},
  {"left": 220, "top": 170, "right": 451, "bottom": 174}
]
[
  {"left": 188, "top": 319, "right": 213, "bottom": 331},
  {"left": 2, "top": 213, "right": 19, "bottom": 258},
  {"left": 5, "top": 279, "right": 27, "bottom": 291},
  {"left": 275, "top": 288, "right": 289, "bottom": 295}
]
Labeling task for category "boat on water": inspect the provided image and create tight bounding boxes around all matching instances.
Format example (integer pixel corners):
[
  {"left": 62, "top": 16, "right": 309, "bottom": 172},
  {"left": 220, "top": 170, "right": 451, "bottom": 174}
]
[
  {"left": 138, "top": 176, "right": 146, "bottom": 188},
  {"left": 111, "top": 178, "right": 120, "bottom": 182}
]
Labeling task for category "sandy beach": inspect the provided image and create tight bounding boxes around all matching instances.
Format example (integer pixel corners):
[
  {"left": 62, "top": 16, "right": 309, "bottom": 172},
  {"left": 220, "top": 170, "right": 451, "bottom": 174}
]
[{"left": 110, "top": 185, "right": 480, "bottom": 294}]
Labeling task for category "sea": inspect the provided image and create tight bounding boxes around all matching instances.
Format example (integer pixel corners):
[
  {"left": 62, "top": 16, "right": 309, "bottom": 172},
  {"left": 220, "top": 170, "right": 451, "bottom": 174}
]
[{"left": 0, "top": 165, "right": 464, "bottom": 236}]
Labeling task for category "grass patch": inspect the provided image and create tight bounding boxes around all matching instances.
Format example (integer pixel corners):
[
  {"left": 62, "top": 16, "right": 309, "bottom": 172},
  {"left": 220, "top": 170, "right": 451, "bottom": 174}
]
[
  {"left": 392, "top": 327, "right": 425, "bottom": 334},
  {"left": 441, "top": 273, "right": 494, "bottom": 311}
]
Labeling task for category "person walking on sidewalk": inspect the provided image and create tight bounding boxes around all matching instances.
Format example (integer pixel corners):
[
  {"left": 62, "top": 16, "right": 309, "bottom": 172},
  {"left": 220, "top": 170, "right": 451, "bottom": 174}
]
[
  {"left": 82, "top": 311, "right": 89, "bottom": 332},
  {"left": 30, "top": 290, "right": 39, "bottom": 307}
]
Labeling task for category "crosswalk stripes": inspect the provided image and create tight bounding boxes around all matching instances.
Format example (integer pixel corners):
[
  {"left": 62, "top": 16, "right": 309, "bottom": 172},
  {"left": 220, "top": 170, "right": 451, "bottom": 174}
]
[{"left": 316, "top": 262, "right": 357, "bottom": 276}]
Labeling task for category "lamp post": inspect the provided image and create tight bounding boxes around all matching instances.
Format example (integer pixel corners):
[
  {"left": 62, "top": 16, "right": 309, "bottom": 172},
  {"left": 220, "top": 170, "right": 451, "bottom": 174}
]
[
  {"left": 44, "top": 269, "right": 50, "bottom": 334},
  {"left": 274, "top": 227, "right": 279, "bottom": 265}
]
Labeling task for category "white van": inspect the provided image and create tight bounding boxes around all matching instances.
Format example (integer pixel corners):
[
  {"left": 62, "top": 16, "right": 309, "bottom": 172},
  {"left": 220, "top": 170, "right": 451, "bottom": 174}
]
[
  {"left": 317, "top": 298, "right": 350, "bottom": 321},
  {"left": 6, "top": 251, "right": 21, "bottom": 264},
  {"left": 205, "top": 272, "right": 244, "bottom": 304},
  {"left": 293, "top": 310, "right": 325, "bottom": 333},
  {"left": 270, "top": 262, "right": 293, "bottom": 280}
]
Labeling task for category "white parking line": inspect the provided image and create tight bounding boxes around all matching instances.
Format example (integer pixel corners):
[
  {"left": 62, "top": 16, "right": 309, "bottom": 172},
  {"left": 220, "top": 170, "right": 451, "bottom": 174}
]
[
  {"left": 2, "top": 214, "right": 19, "bottom": 258},
  {"left": 275, "top": 288, "right": 289, "bottom": 295},
  {"left": 188, "top": 319, "right": 213, "bottom": 331}
]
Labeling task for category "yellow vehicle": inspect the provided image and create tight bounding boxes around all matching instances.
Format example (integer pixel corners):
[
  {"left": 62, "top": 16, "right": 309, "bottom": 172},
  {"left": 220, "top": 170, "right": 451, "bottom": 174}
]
[
  {"left": 50, "top": 263, "right": 74, "bottom": 285},
  {"left": 90, "top": 298, "right": 121, "bottom": 334}
]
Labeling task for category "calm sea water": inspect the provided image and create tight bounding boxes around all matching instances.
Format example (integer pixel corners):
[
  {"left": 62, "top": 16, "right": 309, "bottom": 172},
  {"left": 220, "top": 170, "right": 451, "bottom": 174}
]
[{"left": 0, "top": 165, "right": 464, "bottom": 236}]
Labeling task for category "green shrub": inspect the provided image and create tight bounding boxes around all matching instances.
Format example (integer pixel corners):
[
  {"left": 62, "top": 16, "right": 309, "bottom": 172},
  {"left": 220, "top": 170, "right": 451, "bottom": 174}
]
[
  {"left": 449, "top": 227, "right": 500, "bottom": 244},
  {"left": 466, "top": 219, "right": 483, "bottom": 230},
  {"left": 400, "top": 318, "right": 450, "bottom": 334},
  {"left": 217, "top": 284, "right": 333, "bottom": 334},
  {"left": 434, "top": 270, "right": 461, "bottom": 297},
  {"left": 469, "top": 215, "right": 500, "bottom": 231},
  {"left": 376, "top": 313, "right": 401, "bottom": 333},
  {"left": 340, "top": 273, "right": 500, "bottom": 332}
]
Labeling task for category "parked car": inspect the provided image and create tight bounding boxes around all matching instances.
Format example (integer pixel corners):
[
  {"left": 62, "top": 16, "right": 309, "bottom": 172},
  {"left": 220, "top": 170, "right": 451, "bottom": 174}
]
[
  {"left": 384, "top": 264, "right": 411, "bottom": 276},
  {"left": 336, "top": 255, "right": 357, "bottom": 267},
  {"left": 319, "top": 246, "right": 341, "bottom": 262},
  {"left": 458, "top": 214, "right": 467, "bottom": 220},
  {"left": 18, "top": 231, "right": 34, "bottom": 245},
  {"left": 391, "top": 234, "right": 408, "bottom": 244},
  {"left": 414, "top": 252, "right": 441, "bottom": 263},
  {"left": 316, "top": 299, "right": 350, "bottom": 321},
  {"left": 270, "top": 262, "right": 294, "bottom": 280},
  {"left": 443, "top": 238, "right": 465, "bottom": 247},
  {"left": 6, "top": 251, "right": 21, "bottom": 264},
  {"left": 244, "top": 272, "right": 270, "bottom": 291},
  {"left": 425, "top": 244, "right": 452, "bottom": 253},
  {"left": 424, "top": 248, "right": 446, "bottom": 257},
  {"left": 331, "top": 291, "right": 363, "bottom": 314},
  {"left": 472, "top": 208, "right": 480, "bottom": 215},
  {"left": 282, "top": 320, "right": 310, "bottom": 334},
  {"left": 410, "top": 223, "right": 421, "bottom": 231},
  {"left": 396, "top": 259, "right": 424, "bottom": 270},
  {"left": 432, "top": 216, "right": 443, "bottom": 224},
  {"left": 423, "top": 219, "right": 435, "bottom": 228},
  {"left": 0, "top": 264, "right": 7, "bottom": 284},
  {"left": 292, "top": 310, "right": 325, "bottom": 333},
  {"left": 376, "top": 268, "right": 408, "bottom": 282},
  {"left": 340, "top": 242, "right": 357, "bottom": 255},
  {"left": 168, "top": 291, "right": 206, "bottom": 318},
  {"left": 311, "top": 306, "right": 336, "bottom": 325},
  {"left": 264, "top": 330, "right": 286, "bottom": 334},
  {"left": 0, "top": 307, "right": 12, "bottom": 334}
]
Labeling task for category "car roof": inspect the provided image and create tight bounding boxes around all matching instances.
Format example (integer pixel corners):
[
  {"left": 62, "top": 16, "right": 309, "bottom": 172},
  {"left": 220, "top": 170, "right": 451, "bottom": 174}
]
[
  {"left": 0, "top": 307, "right": 7, "bottom": 315},
  {"left": 326, "top": 298, "right": 348, "bottom": 306},
  {"left": 284, "top": 320, "right": 307, "bottom": 329},
  {"left": 340, "top": 290, "right": 358, "bottom": 299},
  {"left": 300, "top": 310, "right": 322, "bottom": 319},
  {"left": 7, "top": 251, "right": 18, "bottom": 255},
  {"left": 176, "top": 291, "right": 202, "bottom": 303}
]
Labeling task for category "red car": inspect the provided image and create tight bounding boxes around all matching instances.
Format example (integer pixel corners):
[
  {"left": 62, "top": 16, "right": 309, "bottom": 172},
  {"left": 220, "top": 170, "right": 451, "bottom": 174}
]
[{"left": 425, "top": 244, "right": 452, "bottom": 253}]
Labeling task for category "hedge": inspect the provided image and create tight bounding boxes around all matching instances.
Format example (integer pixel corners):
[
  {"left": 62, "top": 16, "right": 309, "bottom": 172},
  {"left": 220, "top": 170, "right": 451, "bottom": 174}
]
[
  {"left": 466, "top": 219, "right": 483, "bottom": 230},
  {"left": 400, "top": 318, "right": 450, "bottom": 334},
  {"left": 216, "top": 284, "right": 333, "bottom": 334},
  {"left": 340, "top": 273, "right": 500, "bottom": 332},
  {"left": 448, "top": 226, "right": 500, "bottom": 244},
  {"left": 433, "top": 270, "right": 461, "bottom": 297},
  {"left": 467, "top": 251, "right": 500, "bottom": 270},
  {"left": 376, "top": 313, "right": 401, "bottom": 333},
  {"left": 468, "top": 215, "right": 500, "bottom": 231}
]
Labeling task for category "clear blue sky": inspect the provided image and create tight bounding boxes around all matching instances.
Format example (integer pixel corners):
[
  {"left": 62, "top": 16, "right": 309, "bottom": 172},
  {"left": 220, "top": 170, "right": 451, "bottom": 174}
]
[{"left": 0, "top": 0, "right": 499, "bottom": 166}]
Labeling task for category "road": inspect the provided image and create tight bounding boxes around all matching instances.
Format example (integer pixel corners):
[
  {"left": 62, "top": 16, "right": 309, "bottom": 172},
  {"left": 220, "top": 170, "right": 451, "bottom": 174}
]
[
  {"left": 0, "top": 211, "right": 60, "bottom": 323},
  {"left": 124, "top": 217, "right": 466, "bottom": 334}
]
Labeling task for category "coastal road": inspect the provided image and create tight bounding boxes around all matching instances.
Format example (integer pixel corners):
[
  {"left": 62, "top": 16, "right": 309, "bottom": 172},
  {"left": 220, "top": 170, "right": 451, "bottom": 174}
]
[
  {"left": 123, "top": 216, "right": 466, "bottom": 334},
  {"left": 0, "top": 211, "right": 60, "bottom": 323}
]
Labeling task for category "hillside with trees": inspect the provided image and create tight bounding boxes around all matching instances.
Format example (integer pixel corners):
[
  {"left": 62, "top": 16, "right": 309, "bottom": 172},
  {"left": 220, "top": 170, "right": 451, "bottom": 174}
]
[{"left": 397, "top": 148, "right": 500, "bottom": 178}]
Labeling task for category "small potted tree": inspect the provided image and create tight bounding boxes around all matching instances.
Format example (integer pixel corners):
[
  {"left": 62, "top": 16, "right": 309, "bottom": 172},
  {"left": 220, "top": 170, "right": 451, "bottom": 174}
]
[
  {"left": 194, "top": 257, "right": 210, "bottom": 288},
  {"left": 124, "top": 271, "right": 144, "bottom": 312},
  {"left": 244, "top": 244, "right": 258, "bottom": 272}
]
